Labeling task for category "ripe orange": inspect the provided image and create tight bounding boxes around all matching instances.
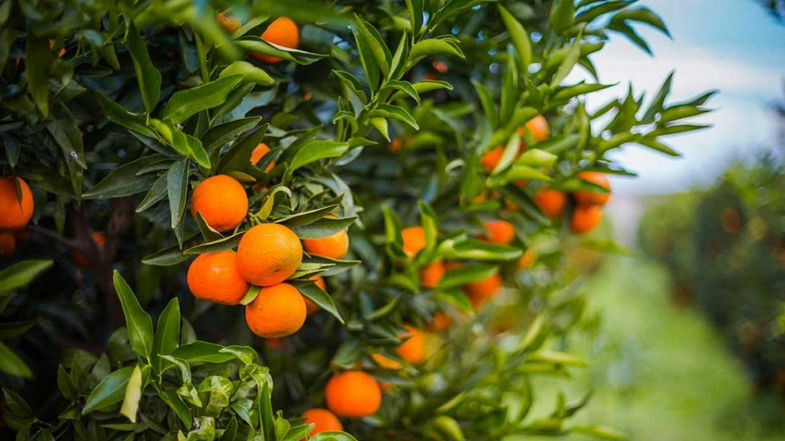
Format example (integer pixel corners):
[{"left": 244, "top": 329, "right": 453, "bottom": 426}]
[
  {"left": 464, "top": 273, "right": 503, "bottom": 310},
  {"left": 518, "top": 115, "right": 550, "bottom": 143},
  {"left": 480, "top": 146, "right": 505, "bottom": 172},
  {"left": 217, "top": 11, "right": 241, "bottom": 33},
  {"left": 396, "top": 325, "right": 426, "bottom": 364},
  {"left": 301, "top": 408, "right": 343, "bottom": 436},
  {"left": 420, "top": 260, "right": 445, "bottom": 289},
  {"left": 0, "top": 176, "right": 34, "bottom": 232},
  {"left": 303, "top": 229, "right": 349, "bottom": 260},
  {"left": 0, "top": 233, "right": 15, "bottom": 259},
  {"left": 187, "top": 250, "right": 248, "bottom": 305},
  {"left": 573, "top": 172, "right": 611, "bottom": 206},
  {"left": 236, "top": 223, "right": 303, "bottom": 286},
  {"left": 252, "top": 17, "right": 299, "bottom": 64},
  {"left": 305, "top": 275, "right": 325, "bottom": 315},
  {"left": 482, "top": 220, "right": 516, "bottom": 244},
  {"left": 401, "top": 226, "right": 425, "bottom": 258},
  {"left": 325, "top": 371, "right": 382, "bottom": 417},
  {"left": 571, "top": 205, "right": 602, "bottom": 234},
  {"left": 191, "top": 175, "right": 248, "bottom": 232},
  {"left": 73, "top": 231, "right": 106, "bottom": 268},
  {"left": 389, "top": 136, "right": 406, "bottom": 153},
  {"left": 534, "top": 189, "right": 566, "bottom": 218},
  {"left": 518, "top": 248, "right": 537, "bottom": 269},
  {"left": 429, "top": 311, "right": 452, "bottom": 332},
  {"left": 245, "top": 283, "right": 306, "bottom": 338},
  {"left": 251, "top": 143, "right": 276, "bottom": 173}
]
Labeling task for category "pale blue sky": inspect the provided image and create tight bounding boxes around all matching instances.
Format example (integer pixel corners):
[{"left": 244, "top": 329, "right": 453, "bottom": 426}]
[{"left": 579, "top": 0, "right": 785, "bottom": 194}]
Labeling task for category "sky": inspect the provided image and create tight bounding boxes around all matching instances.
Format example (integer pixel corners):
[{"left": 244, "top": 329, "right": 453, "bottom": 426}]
[{"left": 576, "top": 0, "right": 785, "bottom": 194}]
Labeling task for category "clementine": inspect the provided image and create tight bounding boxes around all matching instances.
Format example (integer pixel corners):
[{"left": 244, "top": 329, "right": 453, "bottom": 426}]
[
  {"left": 187, "top": 250, "right": 248, "bottom": 305},
  {"left": 0, "top": 176, "right": 34, "bottom": 232},
  {"left": 245, "top": 283, "right": 306, "bottom": 338},
  {"left": 236, "top": 223, "right": 302, "bottom": 286},
  {"left": 191, "top": 175, "right": 248, "bottom": 232},
  {"left": 325, "top": 371, "right": 382, "bottom": 417},
  {"left": 252, "top": 17, "right": 299, "bottom": 64}
]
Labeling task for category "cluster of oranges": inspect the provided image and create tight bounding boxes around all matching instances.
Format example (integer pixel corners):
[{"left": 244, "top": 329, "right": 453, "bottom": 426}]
[
  {"left": 186, "top": 145, "right": 349, "bottom": 340},
  {"left": 471, "top": 115, "right": 612, "bottom": 235},
  {"left": 217, "top": 12, "right": 300, "bottom": 64},
  {"left": 0, "top": 176, "right": 34, "bottom": 259},
  {"left": 533, "top": 171, "right": 611, "bottom": 234}
]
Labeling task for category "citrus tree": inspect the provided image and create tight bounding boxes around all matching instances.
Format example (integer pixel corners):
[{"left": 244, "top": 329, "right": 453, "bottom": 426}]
[{"left": 0, "top": 0, "right": 712, "bottom": 440}]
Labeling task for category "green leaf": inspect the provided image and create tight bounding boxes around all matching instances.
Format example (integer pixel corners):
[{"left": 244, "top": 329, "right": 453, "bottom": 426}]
[
  {"left": 120, "top": 364, "right": 143, "bottom": 423},
  {"left": 576, "top": 0, "right": 634, "bottom": 24},
  {"left": 0, "top": 342, "right": 32, "bottom": 378},
  {"left": 113, "top": 271, "right": 154, "bottom": 360},
  {"left": 136, "top": 173, "right": 168, "bottom": 213},
  {"left": 295, "top": 281, "right": 344, "bottom": 324},
  {"left": 448, "top": 239, "right": 522, "bottom": 261},
  {"left": 151, "top": 119, "right": 211, "bottom": 168},
  {"left": 82, "top": 366, "right": 134, "bottom": 414},
  {"left": 183, "top": 233, "right": 243, "bottom": 255},
  {"left": 552, "top": 82, "right": 614, "bottom": 102},
  {"left": 549, "top": 0, "right": 575, "bottom": 34},
  {"left": 236, "top": 38, "right": 326, "bottom": 65},
  {"left": 162, "top": 75, "right": 243, "bottom": 123},
  {"left": 83, "top": 155, "right": 163, "bottom": 199},
  {"left": 0, "top": 260, "right": 52, "bottom": 292},
  {"left": 499, "top": 5, "right": 532, "bottom": 74},
  {"left": 641, "top": 71, "right": 673, "bottom": 123},
  {"left": 292, "top": 216, "right": 356, "bottom": 239},
  {"left": 353, "top": 16, "right": 391, "bottom": 76},
  {"left": 405, "top": 0, "right": 424, "bottom": 35},
  {"left": 309, "top": 432, "right": 359, "bottom": 441},
  {"left": 219, "top": 61, "right": 274, "bottom": 84},
  {"left": 636, "top": 137, "right": 680, "bottom": 156},
  {"left": 611, "top": 6, "right": 670, "bottom": 37},
  {"left": 438, "top": 264, "right": 498, "bottom": 289},
  {"left": 550, "top": 38, "right": 581, "bottom": 87},
  {"left": 289, "top": 140, "right": 350, "bottom": 172},
  {"left": 409, "top": 38, "right": 465, "bottom": 65},
  {"left": 96, "top": 93, "right": 158, "bottom": 138},
  {"left": 350, "top": 22, "right": 380, "bottom": 89},
  {"left": 159, "top": 390, "right": 192, "bottom": 429},
  {"left": 126, "top": 22, "right": 161, "bottom": 114},
  {"left": 166, "top": 159, "right": 189, "bottom": 229},
  {"left": 152, "top": 297, "right": 180, "bottom": 372},
  {"left": 202, "top": 116, "right": 262, "bottom": 152},
  {"left": 25, "top": 37, "right": 52, "bottom": 117},
  {"left": 372, "top": 104, "right": 419, "bottom": 130},
  {"left": 172, "top": 341, "right": 235, "bottom": 364}
]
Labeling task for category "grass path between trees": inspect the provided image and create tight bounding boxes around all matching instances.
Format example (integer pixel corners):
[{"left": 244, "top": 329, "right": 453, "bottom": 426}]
[{"left": 522, "top": 256, "right": 785, "bottom": 441}]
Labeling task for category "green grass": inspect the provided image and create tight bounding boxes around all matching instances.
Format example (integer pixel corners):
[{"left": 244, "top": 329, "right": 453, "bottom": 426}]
[{"left": 523, "top": 256, "right": 785, "bottom": 441}]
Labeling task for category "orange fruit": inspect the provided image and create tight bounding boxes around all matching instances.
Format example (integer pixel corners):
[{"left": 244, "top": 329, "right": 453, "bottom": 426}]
[
  {"left": 0, "top": 177, "right": 34, "bottom": 232},
  {"left": 252, "top": 17, "right": 299, "bottom": 64},
  {"left": 187, "top": 250, "right": 248, "bottom": 305},
  {"left": 429, "top": 311, "right": 452, "bottom": 332},
  {"left": 518, "top": 248, "right": 537, "bottom": 269},
  {"left": 305, "top": 275, "right": 325, "bottom": 315},
  {"left": 464, "top": 273, "right": 503, "bottom": 310},
  {"left": 325, "top": 371, "right": 382, "bottom": 417},
  {"left": 245, "top": 283, "right": 306, "bottom": 338},
  {"left": 217, "top": 11, "right": 241, "bottom": 33},
  {"left": 301, "top": 408, "right": 343, "bottom": 437},
  {"left": 251, "top": 143, "right": 276, "bottom": 173},
  {"left": 396, "top": 325, "right": 426, "bottom": 364},
  {"left": 303, "top": 229, "right": 349, "bottom": 260},
  {"left": 0, "top": 233, "right": 15, "bottom": 259},
  {"left": 518, "top": 115, "right": 549, "bottom": 143},
  {"left": 371, "top": 353, "right": 402, "bottom": 370},
  {"left": 480, "top": 146, "right": 505, "bottom": 173},
  {"left": 236, "top": 223, "right": 303, "bottom": 286},
  {"left": 73, "top": 231, "right": 106, "bottom": 268},
  {"left": 573, "top": 172, "right": 611, "bottom": 206},
  {"left": 534, "top": 189, "right": 566, "bottom": 218},
  {"left": 571, "top": 205, "right": 602, "bottom": 234},
  {"left": 482, "top": 220, "right": 516, "bottom": 245},
  {"left": 191, "top": 175, "right": 248, "bottom": 232},
  {"left": 401, "top": 226, "right": 426, "bottom": 258},
  {"left": 420, "top": 260, "right": 445, "bottom": 289}
]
